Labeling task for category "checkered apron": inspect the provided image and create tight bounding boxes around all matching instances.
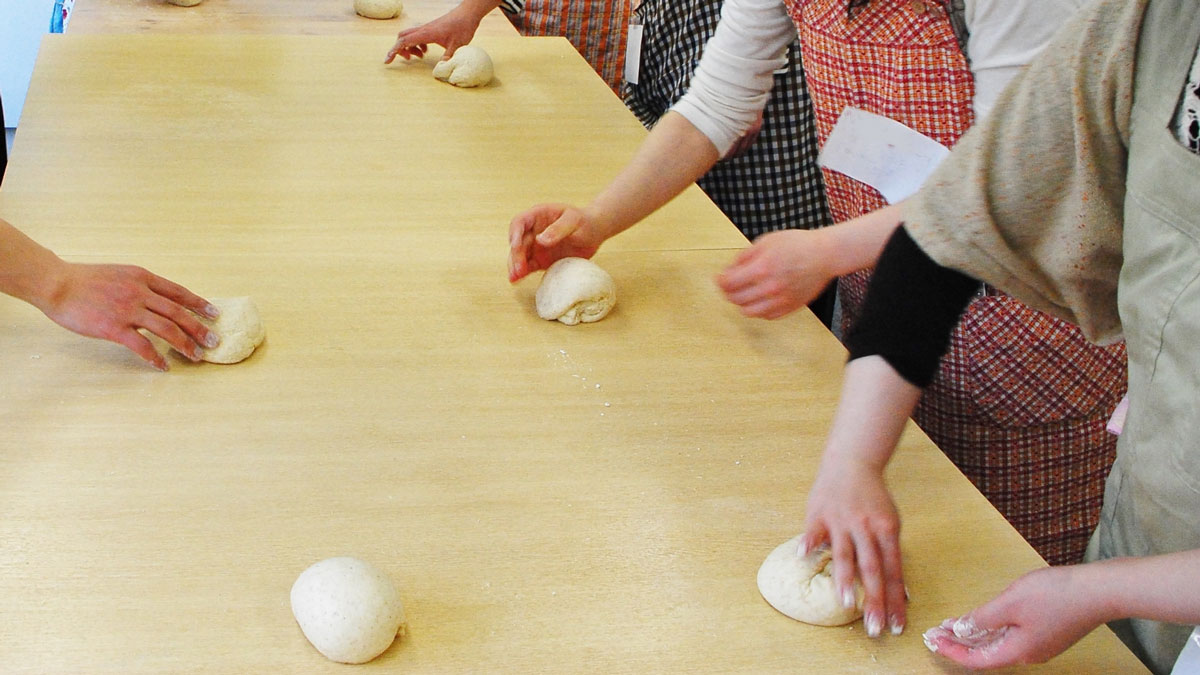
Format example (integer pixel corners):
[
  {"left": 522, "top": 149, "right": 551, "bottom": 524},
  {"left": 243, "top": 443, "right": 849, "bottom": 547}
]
[
  {"left": 623, "top": 0, "right": 833, "bottom": 239},
  {"left": 510, "top": 0, "right": 632, "bottom": 93},
  {"left": 785, "top": 0, "right": 1129, "bottom": 565}
]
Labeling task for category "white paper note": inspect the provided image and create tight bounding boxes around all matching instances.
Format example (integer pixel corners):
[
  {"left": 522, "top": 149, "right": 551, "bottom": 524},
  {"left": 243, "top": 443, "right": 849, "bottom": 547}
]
[{"left": 818, "top": 107, "right": 951, "bottom": 204}]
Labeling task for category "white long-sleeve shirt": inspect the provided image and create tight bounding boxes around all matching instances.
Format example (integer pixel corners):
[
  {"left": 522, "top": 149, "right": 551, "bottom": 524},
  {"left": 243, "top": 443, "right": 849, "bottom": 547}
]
[{"left": 672, "top": 0, "right": 1088, "bottom": 156}]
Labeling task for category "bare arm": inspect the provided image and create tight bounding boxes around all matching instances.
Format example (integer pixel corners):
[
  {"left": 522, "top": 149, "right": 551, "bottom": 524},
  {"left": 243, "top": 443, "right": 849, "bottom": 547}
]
[{"left": 0, "top": 217, "right": 218, "bottom": 370}]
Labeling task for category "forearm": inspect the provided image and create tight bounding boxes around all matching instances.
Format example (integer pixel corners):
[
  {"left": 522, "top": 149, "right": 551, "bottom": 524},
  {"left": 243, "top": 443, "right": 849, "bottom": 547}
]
[
  {"left": 584, "top": 111, "right": 721, "bottom": 240},
  {"left": 821, "top": 356, "right": 923, "bottom": 473},
  {"left": 0, "top": 218, "right": 66, "bottom": 311},
  {"left": 822, "top": 204, "right": 906, "bottom": 276},
  {"left": 455, "top": 0, "right": 502, "bottom": 22},
  {"left": 1088, "top": 549, "right": 1200, "bottom": 626}
]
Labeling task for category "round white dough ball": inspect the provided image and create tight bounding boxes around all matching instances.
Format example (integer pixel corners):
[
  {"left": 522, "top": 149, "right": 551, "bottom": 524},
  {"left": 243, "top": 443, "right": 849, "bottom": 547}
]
[
  {"left": 535, "top": 257, "right": 616, "bottom": 325},
  {"left": 165, "top": 0, "right": 204, "bottom": 6},
  {"left": 291, "top": 557, "right": 408, "bottom": 664},
  {"left": 197, "top": 296, "right": 265, "bottom": 364},
  {"left": 432, "top": 45, "right": 494, "bottom": 88},
  {"left": 354, "top": 0, "right": 402, "bottom": 19},
  {"left": 756, "top": 533, "right": 864, "bottom": 626}
]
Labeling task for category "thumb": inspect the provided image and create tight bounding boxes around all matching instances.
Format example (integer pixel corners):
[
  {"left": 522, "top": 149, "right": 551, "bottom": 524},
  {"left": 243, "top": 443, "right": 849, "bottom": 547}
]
[{"left": 536, "top": 209, "right": 583, "bottom": 247}]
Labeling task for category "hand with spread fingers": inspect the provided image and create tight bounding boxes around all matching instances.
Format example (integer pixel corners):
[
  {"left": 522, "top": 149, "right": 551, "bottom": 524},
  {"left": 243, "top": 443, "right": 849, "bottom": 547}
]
[
  {"left": 507, "top": 204, "right": 603, "bottom": 283},
  {"left": 1, "top": 217, "right": 218, "bottom": 371},
  {"left": 385, "top": 0, "right": 499, "bottom": 63}
]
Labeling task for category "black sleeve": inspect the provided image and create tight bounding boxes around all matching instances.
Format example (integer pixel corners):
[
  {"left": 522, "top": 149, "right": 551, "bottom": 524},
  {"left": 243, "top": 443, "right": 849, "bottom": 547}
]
[{"left": 844, "top": 226, "right": 980, "bottom": 388}]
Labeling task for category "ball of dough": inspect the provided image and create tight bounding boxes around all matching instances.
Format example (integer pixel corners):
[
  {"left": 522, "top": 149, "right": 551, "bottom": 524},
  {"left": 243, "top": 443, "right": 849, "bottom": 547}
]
[
  {"left": 535, "top": 257, "right": 616, "bottom": 325},
  {"left": 432, "top": 45, "right": 494, "bottom": 88},
  {"left": 291, "top": 557, "right": 408, "bottom": 664},
  {"left": 756, "top": 533, "right": 864, "bottom": 626},
  {"left": 196, "top": 296, "right": 265, "bottom": 364},
  {"left": 354, "top": 0, "right": 402, "bottom": 19},
  {"left": 165, "top": 0, "right": 204, "bottom": 6}
]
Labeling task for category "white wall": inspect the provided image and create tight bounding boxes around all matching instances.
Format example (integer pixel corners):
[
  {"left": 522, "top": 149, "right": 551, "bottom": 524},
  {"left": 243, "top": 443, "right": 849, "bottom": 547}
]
[{"left": 1, "top": 0, "right": 58, "bottom": 129}]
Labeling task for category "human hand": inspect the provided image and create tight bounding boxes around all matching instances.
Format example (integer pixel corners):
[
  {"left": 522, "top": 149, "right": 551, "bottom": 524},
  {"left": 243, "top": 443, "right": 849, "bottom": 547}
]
[
  {"left": 507, "top": 204, "right": 604, "bottom": 282},
  {"left": 716, "top": 229, "right": 838, "bottom": 319},
  {"left": 38, "top": 262, "right": 219, "bottom": 371},
  {"left": 385, "top": 8, "right": 482, "bottom": 63},
  {"left": 801, "top": 457, "right": 905, "bottom": 638},
  {"left": 923, "top": 565, "right": 1107, "bottom": 668}
]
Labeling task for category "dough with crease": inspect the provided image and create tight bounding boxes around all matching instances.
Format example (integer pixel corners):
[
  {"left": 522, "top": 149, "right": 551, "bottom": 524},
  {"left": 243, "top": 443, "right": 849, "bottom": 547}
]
[
  {"left": 432, "top": 45, "right": 494, "bottom": 88},
  {"left": 535, "top": 257, "right": 616, "bottom": 325},
  {"left": 756, "top": 533, "right": 864, "bottom": 626},
  {"left": 165, "top": 0, "right": 204, "bottom": 6},
  {"left": 197, "top": 296, "right": 265, "bottom": 364},
  {"left": 354, "top": 0, "right": 402, "bottom": 19},
  {"left": 291, "top": 557, "right": 408, "bottom": 664}
]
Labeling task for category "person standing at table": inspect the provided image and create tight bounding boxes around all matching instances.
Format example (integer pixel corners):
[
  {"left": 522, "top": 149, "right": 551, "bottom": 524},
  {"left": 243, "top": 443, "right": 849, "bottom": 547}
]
[
  {"left": 386, "top": 0, "right": 630, "bottom": 94},
  {"left": 624, "top": 0, "right": 835, "bottom": 324},
  {"left": 0, "top": 216, "right": 219, "bottom": 370},
  {"left": 808, "top": 0, "right": 1200, "bottom": 670},
  {"left": 509, "top": 0, "right": 1125, "bottom": 575}
]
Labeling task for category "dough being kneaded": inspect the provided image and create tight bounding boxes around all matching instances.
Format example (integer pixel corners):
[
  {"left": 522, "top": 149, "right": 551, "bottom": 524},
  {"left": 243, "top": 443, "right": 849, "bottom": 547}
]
[
  {"left": 196, "top": 296, "right": 265, "bottom": 364},
  {"left": 535, "top": 257, "right": 616, "bottom": 325},
  {"left": 432, "top": 45, "right": 494, "bottom": 88},
  {"left": 756, "top": 533, "right": 864, "bottom": 626}
]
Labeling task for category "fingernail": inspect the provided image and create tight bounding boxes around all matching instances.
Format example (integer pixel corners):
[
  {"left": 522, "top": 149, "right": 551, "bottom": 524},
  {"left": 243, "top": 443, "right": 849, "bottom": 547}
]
[
  {"left": 842, "top": 588, "right": 856, "bottom": 609},
  {"left": 154, "top": 359, "right": 169, "bottom": 372},
  {"left": 890, "top": 615, "right": 905, "bottom": 635},
  {"left": 922, "top": 627, "right": 941, "bottom": 653},
  {"left": 865, "top": 613, "right": 883, "bottom": 638},
  {"left": 204, "top": 331, "right": 220, "bottom": 348},
  {"left": 796, "top": 535, "right": 808, "bottom": 556},
  {"left": 204, "top": 304, "right": 220, "bottom": 319}
]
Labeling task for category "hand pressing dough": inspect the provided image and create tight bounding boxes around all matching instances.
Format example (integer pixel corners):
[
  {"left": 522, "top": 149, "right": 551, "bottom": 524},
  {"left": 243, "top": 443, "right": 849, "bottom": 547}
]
[
  {"left": 535, "top": 257, "right": 616, "bottom": 325},
  {"left": 432, "top": 45, "right": 494, "bottom": 88},
  {"left": 291, "top": 557, "right": 408, "bottom": 664},
  {"left": 756, "top": 533, "right": 864, "bottom": 626},
  {"left": 354, "top": 0, "right": 402, "bottom": 19},
  {"left": 197, "top": 297, "right": 265, "bottom": 364}
]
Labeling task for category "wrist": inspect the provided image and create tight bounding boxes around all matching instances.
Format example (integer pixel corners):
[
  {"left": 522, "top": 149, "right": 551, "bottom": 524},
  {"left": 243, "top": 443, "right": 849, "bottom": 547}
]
[{"left": 458, "top": 0, "right": 500, "bottom": 22}]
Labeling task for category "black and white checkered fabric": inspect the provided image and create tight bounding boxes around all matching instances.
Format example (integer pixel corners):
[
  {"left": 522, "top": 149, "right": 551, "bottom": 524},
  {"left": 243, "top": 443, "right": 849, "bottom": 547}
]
[
  {"left": 623, "top": 0, "right": 832, "bottom": 240},
  {"left": 499, "top": 0, "right": 524, "bottom": 15}
]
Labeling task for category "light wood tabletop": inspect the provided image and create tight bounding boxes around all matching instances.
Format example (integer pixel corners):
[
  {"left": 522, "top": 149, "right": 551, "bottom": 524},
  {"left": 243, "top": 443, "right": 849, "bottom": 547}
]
[
  {"left": 67, "top": 0, "right": 520, "bottom": 38},
  {"left": 0, "top": 34, "right": 1145, "bottom": 673}
]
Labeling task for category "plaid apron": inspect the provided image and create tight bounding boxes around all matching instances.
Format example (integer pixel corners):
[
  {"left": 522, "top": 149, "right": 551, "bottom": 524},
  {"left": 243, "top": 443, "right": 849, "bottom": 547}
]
[
  {"left": 509, "top": 0, "right": 632, "bottom": 93},
  {"left": 786, "top": 0, "right": 1128, "bottom": 565},
  {"left": 624, "top": 0, "right": 833, "bottom": 240}
]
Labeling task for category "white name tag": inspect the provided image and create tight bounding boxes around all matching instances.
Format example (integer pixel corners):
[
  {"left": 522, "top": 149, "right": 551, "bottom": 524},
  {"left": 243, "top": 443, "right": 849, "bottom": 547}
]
[
  {"left": 624, "top": 21, "right": 644, "bottom": 86},
  {"left": 818, "top": 107, "right": 950, "bottom": 204}
]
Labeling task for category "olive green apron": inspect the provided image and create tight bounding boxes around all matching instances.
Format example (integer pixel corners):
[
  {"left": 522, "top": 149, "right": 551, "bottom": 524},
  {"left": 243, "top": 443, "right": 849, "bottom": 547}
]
[{"left": 1086, "top": 1, "right": 1200, "bottom": 672}]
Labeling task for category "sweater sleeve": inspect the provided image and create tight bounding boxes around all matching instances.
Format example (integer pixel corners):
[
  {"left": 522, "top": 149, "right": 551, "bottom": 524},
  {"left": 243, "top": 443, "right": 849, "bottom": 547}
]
[
  {"left": 845, "top": 227, "right": 979, "bottom": 388},
  {"left": 904, "top": 0, "right": 1140, "bottom": 344},
  {"left": 669, "top": 0, "right": 796, "bottom": 156}
]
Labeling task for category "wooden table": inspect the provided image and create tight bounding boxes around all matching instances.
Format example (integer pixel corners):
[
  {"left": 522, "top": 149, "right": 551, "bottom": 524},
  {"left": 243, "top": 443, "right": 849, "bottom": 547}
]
[
  {"left": 0, "top": 34, "right": 1145, "bottom": 673},
  {"left": 67, "top": 0, "right": 520, "bottom": 38}
]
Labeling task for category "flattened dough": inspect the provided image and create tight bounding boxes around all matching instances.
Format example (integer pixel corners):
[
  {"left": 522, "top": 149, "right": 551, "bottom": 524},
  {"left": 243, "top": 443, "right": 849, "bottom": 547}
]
[
  {"left": 197, "top": 296, "right": 265, "bottom": 364},
  {"left": 291, "top": 557, "right": 407, "bottom": 664},
  {"left": 756, "top": 533, "right": 864, "bottom": 626},
  {"left": 432, "top": 45, "right": 494, "bottom": 88},
  {"left": 535, "top": 257, "right": 616, "bottom": 325}
]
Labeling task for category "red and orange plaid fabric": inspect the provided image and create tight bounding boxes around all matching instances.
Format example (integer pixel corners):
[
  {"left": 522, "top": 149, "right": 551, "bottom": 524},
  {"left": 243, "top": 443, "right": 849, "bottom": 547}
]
[
  {"left": 785, "top": 0, "right": 1128, "bottom": 565},
  {"left": 510, "top": 0, "right": 631, "bottom": 94}
]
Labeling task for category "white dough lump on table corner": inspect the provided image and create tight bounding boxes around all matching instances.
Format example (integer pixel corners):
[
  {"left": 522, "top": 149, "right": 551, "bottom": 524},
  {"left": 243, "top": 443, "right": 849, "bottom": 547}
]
[
  {"left": 535, "top": 257, "right": 617, "bottom": 325},
  {"left": 757, "top": 533, "right": 864, "bottom": 626},
  {"left": 195, "top": 296, "right": 265, "bottom": 364},
  {"left": 432, "top": 45, "right": 494, "bottom": 88},
  {"left": 291, "top": 557, "right": 408, "bottom": 664},
  {"left": 355, "top": 0, "right": 403, "bottom": 19}
]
